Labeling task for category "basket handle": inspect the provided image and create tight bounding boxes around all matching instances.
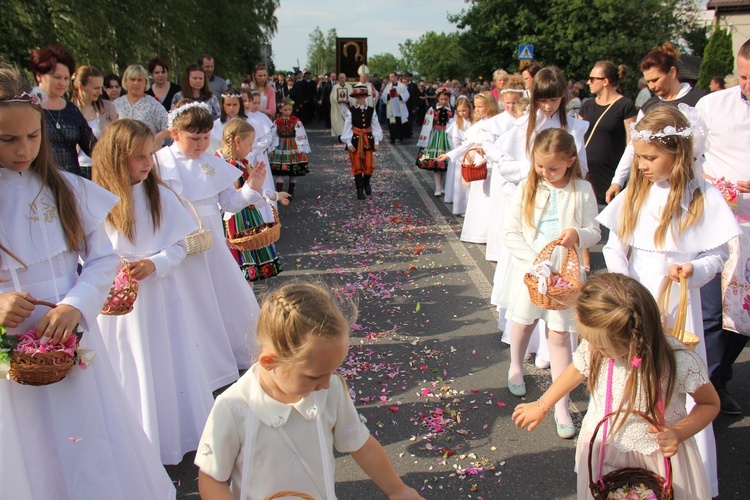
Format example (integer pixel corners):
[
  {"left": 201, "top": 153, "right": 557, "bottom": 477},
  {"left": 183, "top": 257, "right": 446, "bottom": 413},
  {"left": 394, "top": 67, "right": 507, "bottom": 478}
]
[
  {"left": 587, "top": 411, "right": 673, "bottom": 493},
  {"left": 179, "top": 197, "right": 205, "bottom": 232},
  {"left": 657, "top": 271, "right": 689, "bottom": 343},
  {"left": 270, "top": 203, "right": 280, "bottom": 224}
]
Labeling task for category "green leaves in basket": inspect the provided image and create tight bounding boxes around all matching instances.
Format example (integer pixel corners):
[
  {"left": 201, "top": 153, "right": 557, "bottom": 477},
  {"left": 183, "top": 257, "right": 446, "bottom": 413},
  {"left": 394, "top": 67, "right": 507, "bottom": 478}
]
[{"left": 0, "top": 324, "right": 19, "bottom": 351}]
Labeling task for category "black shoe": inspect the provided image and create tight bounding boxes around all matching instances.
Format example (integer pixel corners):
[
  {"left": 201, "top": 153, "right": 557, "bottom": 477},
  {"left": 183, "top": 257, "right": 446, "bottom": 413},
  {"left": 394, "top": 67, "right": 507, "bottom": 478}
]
[
  {"left": 354, "top": 175, "right": 366, "bottom": 200},
  {"left": 363, "top": 175, "right": 372, "bottom": 196},
  {"left": 719, "top": 390, "right": 742, "bottom": 415}
]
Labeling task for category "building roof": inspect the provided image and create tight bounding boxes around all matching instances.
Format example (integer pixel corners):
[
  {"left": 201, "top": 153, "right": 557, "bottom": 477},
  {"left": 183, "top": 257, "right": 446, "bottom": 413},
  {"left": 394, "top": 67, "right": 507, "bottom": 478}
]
[
  {"left": 677, "top": 55, "right": 702, "bottom": 81},
  {"left": 707, "top": 0, "right": 750, "bottom": 10}
]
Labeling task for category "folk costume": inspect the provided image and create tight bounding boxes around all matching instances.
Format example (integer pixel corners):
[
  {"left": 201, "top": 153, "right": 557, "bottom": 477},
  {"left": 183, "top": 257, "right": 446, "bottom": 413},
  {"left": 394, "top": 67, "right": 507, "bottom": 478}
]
[
  {"left": 341, "top": 84, "right": 383, "bottom": 200},
  {"left": 0, "top": 170, "right": 176, "bottom": 499},
  {"left": 380, "top": 79, "right": 410, "bottom": 143},
  {"left": 269, "top": 114, "right": 310, "bottom": 178},
  {"left": 97, "top": 182, "right": 214, "bottom": 465},
  {"left": 330, "top": 80, "right": 354, "bottom": 137},
  {"left": 156, "top": 144, "right": 263, "bottom": 384},
  {"left": 216, "top": 150, "right": 283, "bottom": 281},
  {"left": 416, "top": 100, "right": 454, "bottom": 171}
]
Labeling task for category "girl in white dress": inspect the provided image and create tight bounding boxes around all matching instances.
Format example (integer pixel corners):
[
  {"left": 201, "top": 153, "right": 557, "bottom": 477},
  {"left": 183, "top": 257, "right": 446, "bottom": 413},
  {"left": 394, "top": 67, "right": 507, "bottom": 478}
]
[
  {"left": 0, "top": 67, "right": 175, "bottom": 499},
  {"left": 155, "top": 100, "right": 267, "bottom": 385},
  {"left": 195, "top": 283, "right": 422, "bottom": 500},
  {"left": 498, "top": 67, "right": 590, "bottom": 367},
  {"left": 513, "top": 273, "right": 719, "bottom": 499},
  {"left": 596, "top": 105, "right": 740, "bottom": 496},
  {"left": 499, "top": 128, "right": 600, "bottom": 438},
  {"left": 94, "top": 119, "right": 214, "bottom": 464},
  {"left": 443, "top": 96, "right": 473, "bottom": 214},
  {"left": 210, "top": 88, "right": 246, "bottom": 153},
  {"left": 244, "top": 89, "right": 277, "bottom": 220}
]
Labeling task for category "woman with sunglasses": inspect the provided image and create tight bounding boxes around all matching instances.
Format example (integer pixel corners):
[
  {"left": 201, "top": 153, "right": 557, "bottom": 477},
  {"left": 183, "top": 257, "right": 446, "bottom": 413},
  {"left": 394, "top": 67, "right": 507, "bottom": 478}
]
[{"left": 578, "top": 61, "right": 637, "bottom": 204}]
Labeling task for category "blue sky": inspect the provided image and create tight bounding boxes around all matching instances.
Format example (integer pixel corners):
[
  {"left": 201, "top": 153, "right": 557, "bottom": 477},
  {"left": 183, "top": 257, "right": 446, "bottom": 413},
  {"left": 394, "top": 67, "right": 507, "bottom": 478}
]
[{"left": 271, "top": 0, "right": 462, "bottom": 71}]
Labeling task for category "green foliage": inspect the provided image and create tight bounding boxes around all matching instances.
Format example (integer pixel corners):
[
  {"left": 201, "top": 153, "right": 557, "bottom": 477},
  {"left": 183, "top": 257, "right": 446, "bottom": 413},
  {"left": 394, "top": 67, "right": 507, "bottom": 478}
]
[
  {"left": 368, "top": 53, "right": 403, "bottom": 77},
  {"left": 307, "top": 27, "right": 337, "bottom": 76},
  {"left": 697, "top": 24, "right": 734, "bottom": 89},
  {"left": 449, "top": 0, "right": 691, "bottom": 85},
  {"left": 0, "top": 0, "right": 279, "bottom": 86},
  {"left": 682, "top": 24, "right": 710, "bottom": 57},
  {"left": 398, "top": 32, "right": 469, "bottom": 81}
]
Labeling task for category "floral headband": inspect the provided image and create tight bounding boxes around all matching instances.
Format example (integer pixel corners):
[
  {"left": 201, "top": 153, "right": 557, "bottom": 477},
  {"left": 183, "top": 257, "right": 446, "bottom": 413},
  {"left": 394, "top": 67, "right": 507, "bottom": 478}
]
[
  {"left": 3, "top": 87, "right": 47, "bottom": 106},
  {"left": 221, "top": 92, "right": 242, "bottom": 99},
  {"left": 167, "top": 101, "right": 212, "bottom": 129},
  {"left": 630, "top": 122, "right": 694, "bottom": 143},
  {"left": 500, "top": 88, "right": 525, "bottom": 95}
]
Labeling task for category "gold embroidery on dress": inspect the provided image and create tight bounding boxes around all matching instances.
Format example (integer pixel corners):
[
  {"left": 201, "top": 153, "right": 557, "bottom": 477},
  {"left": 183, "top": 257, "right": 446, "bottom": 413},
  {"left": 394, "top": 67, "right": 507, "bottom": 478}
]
[
  {"left": 201, "top": 164, "right": 215, "bottom": 176},
  {"left": 26, "top": 197, "right": 57, "bottom": 223}
]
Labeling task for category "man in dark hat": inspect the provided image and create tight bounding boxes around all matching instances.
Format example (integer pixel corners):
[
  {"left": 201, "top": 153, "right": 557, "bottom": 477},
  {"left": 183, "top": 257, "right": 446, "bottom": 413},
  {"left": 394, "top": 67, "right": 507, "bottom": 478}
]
[{"left": 341, "top": 84, "right": 383, "bottom": 199}]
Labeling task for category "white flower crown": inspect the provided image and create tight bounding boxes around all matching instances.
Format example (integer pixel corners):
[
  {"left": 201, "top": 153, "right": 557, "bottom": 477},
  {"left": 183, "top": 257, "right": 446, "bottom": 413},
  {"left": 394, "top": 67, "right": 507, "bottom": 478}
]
[
  {"left": 500, "top": 88, "right": 525, "bottom": 95},
  {"left": 167, "top": 101, "right": 212, "bottom": 129},
  {"left": 3, "top": 87, "right": 48, "bottom": 106},
  {"left": 221, "top": 92, "right": 242, "bottom": 99},
  {"left": 630, "top": 122, "right": 694, "bottom": 142}
]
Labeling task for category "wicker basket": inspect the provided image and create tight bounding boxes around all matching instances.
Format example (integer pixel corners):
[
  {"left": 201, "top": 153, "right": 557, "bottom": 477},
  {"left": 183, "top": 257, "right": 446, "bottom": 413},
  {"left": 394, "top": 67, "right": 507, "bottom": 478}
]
[
  {"left": 101, "top": 259, "right": 139, "bottom": 316},
  {"left": 460, "top": 148, "right": 488, "bottom": 183},
  {"left": 226, "top": 205, "right": 281, "bottom": 251},
  {"left": 657, "top": 273, "right": 700, "bottom": 351},
  {"left": 183, "top": 198, "right": 214, "bottom": 256},
  {"left": 6, "top": 301, "right": 79, "bottom": 386},
  {"left": 523, "top": 238, "right": 582, "bottom": 310},
  {"left": 265, "top": 492, "right": 315, "bottom": 500},
  {"left": 588, "top": 412, "right": 674, "bottom": 500}
]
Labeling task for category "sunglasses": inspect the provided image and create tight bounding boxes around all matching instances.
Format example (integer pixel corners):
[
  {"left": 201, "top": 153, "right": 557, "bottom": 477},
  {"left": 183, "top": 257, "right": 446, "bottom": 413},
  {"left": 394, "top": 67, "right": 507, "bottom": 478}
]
[{"left": 588, "top": 76, "right": 606, "bottom": 81}]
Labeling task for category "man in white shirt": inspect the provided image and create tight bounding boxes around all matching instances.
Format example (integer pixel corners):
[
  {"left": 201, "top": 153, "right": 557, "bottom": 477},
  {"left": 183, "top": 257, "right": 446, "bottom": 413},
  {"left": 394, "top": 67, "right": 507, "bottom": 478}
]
[
  {"left": 380, "top": 72, "right": 410, "bottom": 144},
  {"left": 695, "top": 39, "right": 750, "bottom": 416}
]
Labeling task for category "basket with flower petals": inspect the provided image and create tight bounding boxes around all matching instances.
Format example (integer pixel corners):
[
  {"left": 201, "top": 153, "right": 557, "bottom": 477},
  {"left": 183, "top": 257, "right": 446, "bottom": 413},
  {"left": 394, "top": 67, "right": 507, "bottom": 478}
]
[{"left": 101, "top": 260, "right": 139, "bottom": 315}]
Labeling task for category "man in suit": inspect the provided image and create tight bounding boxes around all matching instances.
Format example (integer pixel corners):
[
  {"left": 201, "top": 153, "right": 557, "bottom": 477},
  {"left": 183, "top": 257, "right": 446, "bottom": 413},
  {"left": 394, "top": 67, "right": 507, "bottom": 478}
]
[{"left": 317, "top": 72, "right": 335, "bottom": 129}]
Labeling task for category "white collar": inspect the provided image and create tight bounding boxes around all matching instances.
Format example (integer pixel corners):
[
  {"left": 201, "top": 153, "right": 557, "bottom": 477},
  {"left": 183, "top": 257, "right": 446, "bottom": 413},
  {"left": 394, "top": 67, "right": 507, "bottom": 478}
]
[{"left": 250, "top": 364, "right": 328, "bottom": 428}]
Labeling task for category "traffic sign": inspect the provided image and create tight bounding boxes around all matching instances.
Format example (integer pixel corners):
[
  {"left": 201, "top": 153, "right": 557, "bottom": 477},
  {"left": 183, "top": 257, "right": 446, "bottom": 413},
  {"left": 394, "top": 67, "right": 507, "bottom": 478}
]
[{"left": 518, "top": 44, "right": 534, "bottom": 60}]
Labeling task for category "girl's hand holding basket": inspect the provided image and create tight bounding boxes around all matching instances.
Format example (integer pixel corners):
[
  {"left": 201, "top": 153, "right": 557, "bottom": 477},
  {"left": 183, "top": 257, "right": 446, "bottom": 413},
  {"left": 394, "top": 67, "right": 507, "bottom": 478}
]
[
  {"left": 35, "top": 304, "right": 82, "bottom": 345},
  {"left": 667, "top": 263, "right": 693, "bottom": 282},
  {"left": 558, "top": 228, "right": 580, "bottom": 249},
  {"left": 0, "top": 292, "right": 35, "bottom": 328},
  {"left": 128, "top": 259, "right": 156, "bottom": 281},
  {"left": 646, "top": 426, "right": 681, "bottom": 458}
]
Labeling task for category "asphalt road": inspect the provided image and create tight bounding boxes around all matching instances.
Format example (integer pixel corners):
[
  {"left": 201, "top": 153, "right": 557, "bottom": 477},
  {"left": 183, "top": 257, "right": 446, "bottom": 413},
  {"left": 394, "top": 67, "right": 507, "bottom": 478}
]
[{"left": 165, "top": 121, "right": 750, "bottom": 499}]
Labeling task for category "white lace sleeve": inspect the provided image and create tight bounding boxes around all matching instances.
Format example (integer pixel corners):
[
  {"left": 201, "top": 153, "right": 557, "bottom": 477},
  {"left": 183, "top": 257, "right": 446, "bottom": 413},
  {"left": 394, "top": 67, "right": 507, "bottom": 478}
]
[
  {"left": 674, "top": 347, "right": 710, "bottom": 394},
  {"left": 573, "top": 339, "right": 591, "bottom": 377}
]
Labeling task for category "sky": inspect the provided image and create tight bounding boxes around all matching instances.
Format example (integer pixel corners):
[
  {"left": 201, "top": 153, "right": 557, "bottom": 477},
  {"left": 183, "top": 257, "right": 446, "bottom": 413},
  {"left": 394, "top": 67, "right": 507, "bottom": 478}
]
[{"left": 271, "top": 0, "right": 462, "bottom": 71}]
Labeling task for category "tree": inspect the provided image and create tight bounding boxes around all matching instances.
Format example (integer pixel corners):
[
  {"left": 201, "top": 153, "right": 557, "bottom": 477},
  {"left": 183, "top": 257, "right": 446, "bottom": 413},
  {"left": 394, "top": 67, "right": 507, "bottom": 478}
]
[
  {"left": 449, "top": 0, "right": 693, "bottom": 84},
  {"left": 307, "top": 26, "right": 336, "bottom": 76},
  {"left": 368, "top": 53, "right": 403, "bottom": 77},
  {"left": 697, "top": 24, "right": 734, "bottom": 89},
  {"left": 399, "top": 32, "right": 469, "bottom": 81},
  {"left": 0, "top": 0, "right": 280, "bottom": 86}
]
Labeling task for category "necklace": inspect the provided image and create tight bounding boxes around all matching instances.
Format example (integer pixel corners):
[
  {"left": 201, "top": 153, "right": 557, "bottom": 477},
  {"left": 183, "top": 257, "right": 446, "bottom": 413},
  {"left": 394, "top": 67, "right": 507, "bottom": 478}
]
[{"left": 45, "top": 108, "right": 63, "bottom": 130}]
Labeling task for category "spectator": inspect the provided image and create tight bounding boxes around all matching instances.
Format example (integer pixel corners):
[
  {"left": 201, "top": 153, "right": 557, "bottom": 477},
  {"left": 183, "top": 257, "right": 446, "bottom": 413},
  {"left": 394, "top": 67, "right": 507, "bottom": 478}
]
[
  {"left": 146, "top": 57, "right": 181, "bottom": 111},
  {"left": 70, "top": 65, "right": 118, "bottom": 172},
  {"left": 634, "top": 76, "right": 651, "bottom": 110},
  {"left": 171, "top": 63, "right": 221, "bottom": 119},
  {"left": 30, "top": 44, "right": 96, "bottom": 178},
  {"left": 521, "top": 62, "right": 542, "bottom": 97},
  {"left": 565, "top": 88, "right": 581, "bottom": 117},
  {"left": 198, "top": 53, "right": 228, "bottom": 96},
  {"left": 114, "top": 64, "right": 170, "bottom": 144},
  {"left": 103, "top": 73, "right": 124, "bottom": 101},
  {"left": 249, "top": 63, "right": 276, "bottom": 120},
  {"left": 709, "top": 76, "right": 725, "bottom": 92},
  {"left": 490, "top": 69, "right": 509, "bottom": 101}
]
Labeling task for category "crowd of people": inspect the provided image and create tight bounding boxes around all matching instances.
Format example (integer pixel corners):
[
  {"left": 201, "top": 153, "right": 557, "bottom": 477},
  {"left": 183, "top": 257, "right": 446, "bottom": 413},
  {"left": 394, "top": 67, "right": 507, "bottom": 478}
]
[{"left": 0, "top": 35, "right": 748, "bottom": 499}]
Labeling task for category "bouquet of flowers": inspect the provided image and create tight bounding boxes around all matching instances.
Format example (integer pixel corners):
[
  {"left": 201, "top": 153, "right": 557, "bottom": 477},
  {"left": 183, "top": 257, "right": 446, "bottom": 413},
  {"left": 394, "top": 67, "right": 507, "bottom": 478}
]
[{"left": 711, "top": 176, "right": 738, "bottom": 213}]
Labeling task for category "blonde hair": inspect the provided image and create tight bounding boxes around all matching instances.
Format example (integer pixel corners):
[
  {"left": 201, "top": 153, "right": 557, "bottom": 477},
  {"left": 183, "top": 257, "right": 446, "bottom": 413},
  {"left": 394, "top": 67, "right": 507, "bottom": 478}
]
[
  {"left": 505, "top": 73, "right": 524, "bottom": 91},
  {"left": 514, "top": 97, "right": 530, "bottom": 117},
  {"left": 522, "top": 128, "right": 582, "bottom": 228},
  {"left": 220, "top": 119, "right": 255, "bottom": 162},
  {"left": 92, "top": 119, "right": 162, "bottom": 242},
  {"left": 122, "top": 65, "right": 150, "bottom": 91},
  {"left": 454, "top": 96, "right": 474, "bottom": 129},
  {"left": 0, "top": 66, "right": 85, "bottom": 256},
  {"left": 575, "top": 273, "right": 677, "bottom": 434},
  {"left": 474, "top": 91, "right": 500, "bottom": 119},
  {"left": 257, "top": 283, "right": 356, "bottom": 365},
  {"left": 618, "top": 106, "right": 703, "bottom": 248}
]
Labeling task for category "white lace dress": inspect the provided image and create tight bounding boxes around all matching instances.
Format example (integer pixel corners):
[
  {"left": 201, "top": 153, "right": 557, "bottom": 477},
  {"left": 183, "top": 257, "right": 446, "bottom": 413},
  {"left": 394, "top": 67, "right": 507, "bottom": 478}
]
[{"left": 573, "top": 337, "right": 710, "bottom": 500}]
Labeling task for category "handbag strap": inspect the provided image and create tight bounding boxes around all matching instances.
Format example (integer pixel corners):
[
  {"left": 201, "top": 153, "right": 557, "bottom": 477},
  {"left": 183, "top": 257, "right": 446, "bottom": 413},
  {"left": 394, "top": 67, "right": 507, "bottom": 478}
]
[{"left": 584, "top": 96, "right": 622, "bottom": 149}]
